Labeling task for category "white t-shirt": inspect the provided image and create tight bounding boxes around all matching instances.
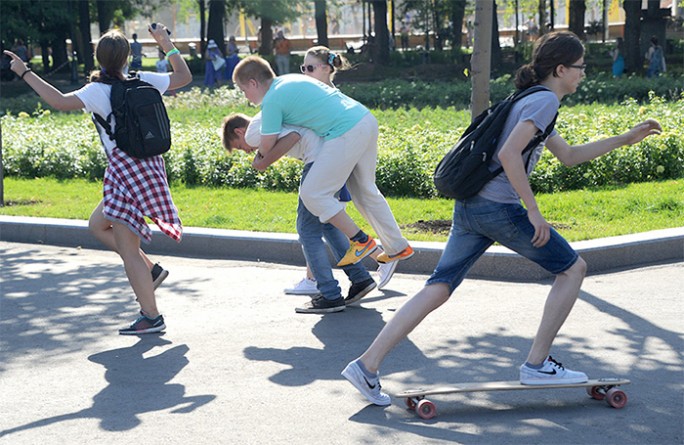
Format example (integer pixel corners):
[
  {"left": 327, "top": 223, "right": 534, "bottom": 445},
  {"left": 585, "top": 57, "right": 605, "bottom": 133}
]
[
  {"left": 245, "top": 112, "right": 323, "bottom": 164},
  {"left": 74, "top": 72, "right": 170, "bottom": 155}
]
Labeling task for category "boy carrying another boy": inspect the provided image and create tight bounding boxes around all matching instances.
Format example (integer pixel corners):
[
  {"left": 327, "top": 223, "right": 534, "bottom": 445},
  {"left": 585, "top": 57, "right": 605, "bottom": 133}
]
[
  {"left": 232, "top": 56, "right": 413, "bottom": 275},
  {"left": 222, "top": 112, "right": 377, "bottom": 313}
]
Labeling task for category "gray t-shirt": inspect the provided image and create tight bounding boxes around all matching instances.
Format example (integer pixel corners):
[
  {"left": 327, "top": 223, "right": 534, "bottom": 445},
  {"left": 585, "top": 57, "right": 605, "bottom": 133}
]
[{"left": 478, "top": 90, "right": 559, "bottom": 204}]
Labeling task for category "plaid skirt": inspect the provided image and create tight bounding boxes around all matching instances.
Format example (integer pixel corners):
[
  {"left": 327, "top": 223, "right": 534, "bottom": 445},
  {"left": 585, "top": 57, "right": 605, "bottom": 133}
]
[{"left": 102, "top": 148, "right": 182, "bottom": 244}]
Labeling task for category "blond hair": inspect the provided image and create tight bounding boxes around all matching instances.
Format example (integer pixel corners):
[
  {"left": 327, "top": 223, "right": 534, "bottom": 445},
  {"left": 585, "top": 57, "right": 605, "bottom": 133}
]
[
  {"left": 221, "top": 113, "right": 251, "bottom": 152},
  {"left": 233, "top": 55, "right": 275, "bottom": 85}
]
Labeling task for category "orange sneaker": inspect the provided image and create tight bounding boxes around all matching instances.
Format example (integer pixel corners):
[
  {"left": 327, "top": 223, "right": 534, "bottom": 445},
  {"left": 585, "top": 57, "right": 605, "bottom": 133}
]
[
  {"left": 337, "top": 237, "right": 377, "bottom": 267},
  {"left": 376, "top": 245, "right": 414, "bottom": 264}
]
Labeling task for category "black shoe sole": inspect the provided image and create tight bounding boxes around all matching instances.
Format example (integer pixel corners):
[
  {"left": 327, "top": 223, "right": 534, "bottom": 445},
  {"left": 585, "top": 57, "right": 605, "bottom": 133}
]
[{"left": 345, "top": 281, "right": 377, "bottom": 305}]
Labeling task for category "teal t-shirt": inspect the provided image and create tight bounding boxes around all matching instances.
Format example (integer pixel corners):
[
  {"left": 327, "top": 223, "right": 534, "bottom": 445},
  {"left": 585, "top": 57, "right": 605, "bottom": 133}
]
[{"left": 260, "top": 74, "right": 369, "bottom": 140}]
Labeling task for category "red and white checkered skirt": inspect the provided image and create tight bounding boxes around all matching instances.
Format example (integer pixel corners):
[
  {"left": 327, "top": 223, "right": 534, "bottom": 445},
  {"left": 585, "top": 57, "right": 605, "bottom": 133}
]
[{"left": 102, "top": 148, "right": 182, "bottom": 244}]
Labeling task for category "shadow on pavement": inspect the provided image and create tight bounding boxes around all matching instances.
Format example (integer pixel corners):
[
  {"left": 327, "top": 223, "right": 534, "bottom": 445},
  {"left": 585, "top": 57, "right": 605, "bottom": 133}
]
[{"left": 0, "top": 336, "right": 215, "bottom": 438}]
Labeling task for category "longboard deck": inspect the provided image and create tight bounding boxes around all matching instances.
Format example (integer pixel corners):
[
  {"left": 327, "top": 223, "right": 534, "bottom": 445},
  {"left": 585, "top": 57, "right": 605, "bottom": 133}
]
[
  {"left": 397, "top": 378, "right": 631, "bottom": 419},
  {"left": 396, "top": 378, "right": 630, "bottom": 398}
]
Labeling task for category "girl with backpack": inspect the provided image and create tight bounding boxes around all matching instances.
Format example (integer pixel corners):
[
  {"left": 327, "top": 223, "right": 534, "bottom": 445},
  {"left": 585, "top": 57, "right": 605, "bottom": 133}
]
[
  {"left": 341, "top": 31, "right": 662, "bottom": 406},
  {"left": 4, "top": 23, "right": 192, "bottom": 335}
]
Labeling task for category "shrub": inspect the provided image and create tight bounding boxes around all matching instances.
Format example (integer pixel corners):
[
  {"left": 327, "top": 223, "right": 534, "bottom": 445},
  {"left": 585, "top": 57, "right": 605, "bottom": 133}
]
[{"left": 2, "top": 90, "right": 682, "bottom": 198}]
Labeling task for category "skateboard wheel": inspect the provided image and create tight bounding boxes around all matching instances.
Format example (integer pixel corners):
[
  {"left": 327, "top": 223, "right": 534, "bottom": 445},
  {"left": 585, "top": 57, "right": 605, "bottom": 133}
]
[
  {"left": 606, "top": 388, "right": 627, "bottom": 409},
  {"left": 587, "top": 385, "right": 606, "bottom": 401},
  {"left": 405, "top": 397, "right": 417, "bottom": 411},
  {"left": 416, "top": 399, "right": 437, "bottom": 420}
]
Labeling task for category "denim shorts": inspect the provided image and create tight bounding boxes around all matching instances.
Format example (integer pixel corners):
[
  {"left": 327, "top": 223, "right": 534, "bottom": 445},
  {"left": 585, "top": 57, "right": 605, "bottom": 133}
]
[{"left": 426, "top": 196, "right": 578, "bottom": 292}]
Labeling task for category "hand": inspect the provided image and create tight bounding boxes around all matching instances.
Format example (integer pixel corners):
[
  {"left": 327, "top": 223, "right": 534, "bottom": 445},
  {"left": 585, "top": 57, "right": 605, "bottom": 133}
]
[
  {"left": 3, "top": 50, "right": 28, "bottom": 76},
  {"left": 527, "top": 207, "right": 551, "bottom": 248},
  {"left": 148, "top": 23, "right": 172, "bottom": 48},
  {"left": 622, "top": 119, "right": 662, "bottom": 146}
]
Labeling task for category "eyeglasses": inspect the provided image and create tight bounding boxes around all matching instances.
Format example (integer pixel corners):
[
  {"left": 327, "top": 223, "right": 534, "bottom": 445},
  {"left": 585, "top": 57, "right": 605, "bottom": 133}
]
[
  {"left": 300, "top": 63, "right": 324, "bottom": 73},
  {"left": 566, "top": 63, "right": 587, "bottom": 71}
]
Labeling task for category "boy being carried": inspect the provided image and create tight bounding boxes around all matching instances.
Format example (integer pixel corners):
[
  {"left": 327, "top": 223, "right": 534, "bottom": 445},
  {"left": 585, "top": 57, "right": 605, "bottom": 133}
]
[{"left": 232, "top": 56, "right": 413, "bottom": 273}]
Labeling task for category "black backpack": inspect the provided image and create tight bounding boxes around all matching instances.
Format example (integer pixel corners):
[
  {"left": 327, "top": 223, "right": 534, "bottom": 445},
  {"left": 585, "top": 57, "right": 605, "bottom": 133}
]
[
  {"left": 93, "top": 73, "right": 171, "bottom": 159},
  {"left": 433, "top": 85, "right": 557, "bottom": 200}
]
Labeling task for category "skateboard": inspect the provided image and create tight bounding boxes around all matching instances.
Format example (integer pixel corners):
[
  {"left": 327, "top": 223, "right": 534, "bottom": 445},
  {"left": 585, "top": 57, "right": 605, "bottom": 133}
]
[{"left": 395, "top": 378, "right": 631, "bottom": 420}]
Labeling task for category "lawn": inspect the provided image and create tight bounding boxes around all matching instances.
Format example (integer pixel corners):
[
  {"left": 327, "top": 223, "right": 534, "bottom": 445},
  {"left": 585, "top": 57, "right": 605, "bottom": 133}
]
[{"left": 0, "top": 177, "right": 681, "bottom": 243}]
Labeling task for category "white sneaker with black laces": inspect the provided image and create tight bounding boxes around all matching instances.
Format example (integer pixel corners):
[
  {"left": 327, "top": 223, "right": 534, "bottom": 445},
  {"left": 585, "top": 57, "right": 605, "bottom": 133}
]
[
  {"left": 376, "top": 261, "right": 398, "bottom": 290},
  {"left": 520, "top": 356, "right": 588, "bottom": 385},
  {"left": 341, "top": 360, "right": 391, "bottom": 406}
]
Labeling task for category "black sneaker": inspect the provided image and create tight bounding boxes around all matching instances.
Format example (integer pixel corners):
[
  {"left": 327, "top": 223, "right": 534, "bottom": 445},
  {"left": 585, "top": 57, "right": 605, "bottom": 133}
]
[
  {"left": 151, "top": 263, "right": 169, "bottom": 290},
  {"left": 344, "top": 278, "right": 377, "bottom": 305},
  {"left": 295, "top": 296, "right": 345, "bottom": 314}
]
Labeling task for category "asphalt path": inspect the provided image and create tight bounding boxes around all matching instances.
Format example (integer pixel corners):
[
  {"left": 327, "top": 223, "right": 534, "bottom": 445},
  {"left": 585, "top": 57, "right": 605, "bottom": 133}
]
[{"left": 0, "top": 242, "right": 682, "bottom": 444}]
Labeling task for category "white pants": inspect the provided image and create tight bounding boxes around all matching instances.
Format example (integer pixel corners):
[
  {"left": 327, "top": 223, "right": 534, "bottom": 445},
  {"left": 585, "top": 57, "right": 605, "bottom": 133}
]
[{"left": 299, "top": 113, "right": 409, "bottom": 255}]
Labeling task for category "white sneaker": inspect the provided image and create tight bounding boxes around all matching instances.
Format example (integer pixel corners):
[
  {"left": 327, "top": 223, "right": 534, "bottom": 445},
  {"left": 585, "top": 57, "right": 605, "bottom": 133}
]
[
  {"left": 284, "top": 277, "right": 320, "bottom": 295},
  {"left": 341, "top": 360, "right": 391, "bottom": 406},
  {"left": 376, "top": 261, "right": 398, "bottom": 290},
  {"left": 520, "top": 356, "right": 588, "bottom": 385}
]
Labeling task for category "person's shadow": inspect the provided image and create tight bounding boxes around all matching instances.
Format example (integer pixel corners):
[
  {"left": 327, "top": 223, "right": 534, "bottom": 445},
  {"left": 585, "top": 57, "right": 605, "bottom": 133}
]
[{"left": 0, "top": 337, "right": 216, "bottom": 437}]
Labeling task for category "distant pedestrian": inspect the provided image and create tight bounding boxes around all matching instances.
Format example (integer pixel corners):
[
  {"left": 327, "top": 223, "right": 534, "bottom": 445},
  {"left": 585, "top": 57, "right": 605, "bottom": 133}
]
[
  {"left": 204, "top": 39, "right": 224, "bottom": 87},
  {"left": 645, "top": 36, "right": 666, "bottom": 78},
  {"left": 4, "top": 23, "right": 193, "bottom": 335},
  {"left": 273, "top": 30, "right": 291, "bottom": 75},
  {"left": 130, "top": 33, "right": 143, "bottom": 70},
  {"left": 610, "top": 37, "right": 624, "bottom": 78}
]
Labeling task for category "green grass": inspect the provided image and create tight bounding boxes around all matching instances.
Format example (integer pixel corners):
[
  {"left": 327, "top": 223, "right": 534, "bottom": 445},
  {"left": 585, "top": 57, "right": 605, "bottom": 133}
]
[{"left": 1, "top": 178, "right": 681, "bottom": 243}]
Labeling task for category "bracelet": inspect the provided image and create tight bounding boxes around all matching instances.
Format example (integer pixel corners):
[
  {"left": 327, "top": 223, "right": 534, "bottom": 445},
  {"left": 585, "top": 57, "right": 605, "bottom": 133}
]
[
  {"left": 165, "top": 48, "right": 180, "bottom": 57},
  {"left": 20, "top": 68, "right": 32, "bottom": 80}
]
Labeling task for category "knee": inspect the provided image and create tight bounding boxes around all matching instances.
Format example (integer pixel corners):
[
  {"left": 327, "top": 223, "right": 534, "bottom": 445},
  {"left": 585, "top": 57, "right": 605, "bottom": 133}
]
[{"left": 566, "top": 256, "right": 587, "bottom": 280}]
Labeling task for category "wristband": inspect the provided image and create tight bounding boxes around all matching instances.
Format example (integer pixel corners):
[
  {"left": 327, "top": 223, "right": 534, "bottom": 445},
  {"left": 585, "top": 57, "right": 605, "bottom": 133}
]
[
  {"left": 20, "top": 68, "right": 32, "bottom": 80},
  {"left": 165, "top": 48, "right": 180, "bottom": 57}
]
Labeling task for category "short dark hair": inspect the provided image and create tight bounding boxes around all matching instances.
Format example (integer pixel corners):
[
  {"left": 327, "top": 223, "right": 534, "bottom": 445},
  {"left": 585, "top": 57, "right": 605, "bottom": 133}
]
[{"left": 221, "top": 113, "right": 251, "bottom": 152}]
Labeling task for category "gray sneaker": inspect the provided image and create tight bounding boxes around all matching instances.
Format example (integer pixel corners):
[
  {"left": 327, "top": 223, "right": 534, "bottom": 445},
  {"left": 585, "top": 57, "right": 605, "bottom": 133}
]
[
  {"left": 295, "top": 296, "right": 345, "bottom": 314},
  {"left": 341, "top": 360, "right": 391, "bottom": 406},
  {"left": 520, "top": 356, "right": 588, "bottom": 385}
]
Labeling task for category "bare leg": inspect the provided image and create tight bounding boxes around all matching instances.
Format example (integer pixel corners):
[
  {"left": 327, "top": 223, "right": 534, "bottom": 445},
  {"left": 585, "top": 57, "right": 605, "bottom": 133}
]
[
  {"left": 526, "top": 257, "right": 587, "bottom": 365},
  {"left": 111, "top": 221, "right": 159, "bottom": 317},
  {"left": 326, "top": 209, "right": 361, "bottom": 239},
  {"left": 358, "top": 283, "right": 452, "bottom": 373},
  {"left": 89, "top": 201, "right": 154, "bottom": 270}
]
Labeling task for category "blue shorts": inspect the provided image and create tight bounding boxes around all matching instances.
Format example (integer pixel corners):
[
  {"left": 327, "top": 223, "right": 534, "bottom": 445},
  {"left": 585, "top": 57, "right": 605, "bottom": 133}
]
[{"left": 426, "top": 196, "right": 578, "bottom": 292}]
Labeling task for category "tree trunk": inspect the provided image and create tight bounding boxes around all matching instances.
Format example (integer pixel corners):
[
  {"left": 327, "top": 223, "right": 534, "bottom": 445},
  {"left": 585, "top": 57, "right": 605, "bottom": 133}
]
[
  {"left": 314, "top": 0, "right": 329, "bottom": 48},
  {"left": 450, "top": 0, "right": 466, "bottom": 52},
  {"left": 623, "top": 0, "right": 642, "bottom": 74},
  {"left": 79, "top": 0, "right": 94, "bottom": 73},
  {"left": 569, "top": 0, "right": 586, "bottom": 40},
  {"left": 207, "top": 0, "right": 226, "bottom": 54},
  {"left": 491, "top": 1, "right": 502, "bottom": 72},
  {"left": 51, "top": 28, "right": 70, "bottom": 73},
  {"left": 96, "top": 0, "right": 114, "bottom": 35},
  {"left": 259, "top": 17, "right": 274, "bottom": 56},
  {"left": 199, "top": 0, "right": 206, "bottom": 56},
  {"left": 471, "top": 0, "right": 493, "bottom": 119},
  {"left": 372, "top": 0, "right": 390, "bottom": 65}
]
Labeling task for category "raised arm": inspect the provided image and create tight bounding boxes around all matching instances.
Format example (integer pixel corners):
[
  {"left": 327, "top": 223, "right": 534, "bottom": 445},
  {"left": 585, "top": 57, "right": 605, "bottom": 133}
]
[
  {"left": 149, "top": 23, "right": 192, "bottom": 90},
  {"left": 545, "top": 119, "right": 662, "bottom": 167},
  {"left": 4, "top": 50, "right": 84, "bottom": 111}
]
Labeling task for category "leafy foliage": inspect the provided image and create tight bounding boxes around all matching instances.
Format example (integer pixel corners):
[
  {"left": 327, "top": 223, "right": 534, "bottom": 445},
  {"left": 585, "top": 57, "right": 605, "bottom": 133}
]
[{"left": 3, "top": 87, "right": 682, "bottom": 199}]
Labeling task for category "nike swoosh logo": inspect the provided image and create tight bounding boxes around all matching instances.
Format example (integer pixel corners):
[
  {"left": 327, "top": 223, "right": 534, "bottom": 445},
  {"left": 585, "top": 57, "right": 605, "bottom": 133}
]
[
  {"left": 363, "top": 376, "right": 377, "bottom": 389},
  {"left": 539, "top": 369, "right": 557, "bottom": 375},
  {"left": 354, "top": 246, "right": 371, "bottom": 257}
]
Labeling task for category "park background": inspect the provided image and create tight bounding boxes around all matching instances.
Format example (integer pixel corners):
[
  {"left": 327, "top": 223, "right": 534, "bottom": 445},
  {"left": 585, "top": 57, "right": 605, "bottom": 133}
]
[{"left": 0, "top": 0, "right": 682, "bottom": 243}]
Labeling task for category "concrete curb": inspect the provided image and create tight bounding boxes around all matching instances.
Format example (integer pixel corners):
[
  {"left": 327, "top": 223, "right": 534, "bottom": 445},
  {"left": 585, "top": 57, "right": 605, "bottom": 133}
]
[{"left": 0, "top": 215, "right": 682, "bottom": 281}]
